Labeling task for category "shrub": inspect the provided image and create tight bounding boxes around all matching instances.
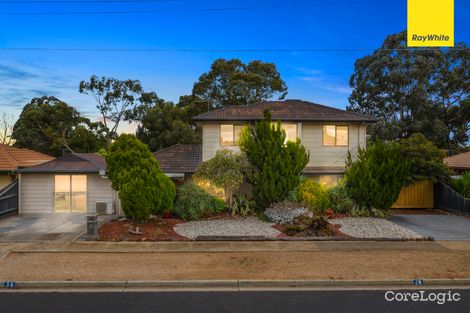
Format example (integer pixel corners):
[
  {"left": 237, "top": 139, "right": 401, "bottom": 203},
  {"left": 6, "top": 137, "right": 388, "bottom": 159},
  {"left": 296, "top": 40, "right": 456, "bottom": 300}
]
[
  {"left": 231, "top": 194, "right": 256, "bottom": 217},
  {"left": 399, "top": 133, "right": 451, "bottom": 184},
  {"left": 240, "top": 110, "right": 309, "bottom": 209},
  {"left": 194, "top": 149, "right": 250, "bottom": 208},
  {"left": 297, "top": 180, "right": 330, "bottom": 213},
  {"left": 328, "top": 181, "right": 354, "bottom": 213},
  {"left": 106, "top": 134, "right": 176, "bottom": 221},
  {"left": 174, "top": 183, "right": 226, "bottom": 220},
  {"left": 450, "top": 172, "right": 470, "bottom": 198},
  {"left": 345, "top": 139, "right": 410, "bottom": 212}
]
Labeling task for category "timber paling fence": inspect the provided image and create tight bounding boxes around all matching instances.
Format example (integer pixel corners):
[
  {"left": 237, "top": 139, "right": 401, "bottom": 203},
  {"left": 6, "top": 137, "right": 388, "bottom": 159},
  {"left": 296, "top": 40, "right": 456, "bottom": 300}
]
[
  {"left": 0, "top": 179, "right": 18, "bottom": 217},
  {"left": 434, "top": 182, "right": 470, "bottom": 215}
]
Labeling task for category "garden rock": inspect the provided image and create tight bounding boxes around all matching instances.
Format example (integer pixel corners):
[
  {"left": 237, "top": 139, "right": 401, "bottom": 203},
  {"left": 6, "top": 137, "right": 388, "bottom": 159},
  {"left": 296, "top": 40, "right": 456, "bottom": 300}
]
[{"left": 265, "top": 201, "right": 311, "bottom": 224}]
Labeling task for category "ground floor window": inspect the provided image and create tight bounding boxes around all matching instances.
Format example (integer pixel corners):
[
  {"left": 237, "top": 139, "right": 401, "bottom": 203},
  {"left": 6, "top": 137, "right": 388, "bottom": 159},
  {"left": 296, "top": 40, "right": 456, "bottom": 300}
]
[{"left": 55, "top": 175, "right": 87, "bottom": 213}]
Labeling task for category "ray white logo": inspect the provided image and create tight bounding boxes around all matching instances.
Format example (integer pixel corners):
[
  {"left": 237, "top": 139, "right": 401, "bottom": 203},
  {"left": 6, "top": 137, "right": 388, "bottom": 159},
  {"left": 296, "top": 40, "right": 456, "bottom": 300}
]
[{"left": 385, "top": 290, "right": 461, "bottom": 305}]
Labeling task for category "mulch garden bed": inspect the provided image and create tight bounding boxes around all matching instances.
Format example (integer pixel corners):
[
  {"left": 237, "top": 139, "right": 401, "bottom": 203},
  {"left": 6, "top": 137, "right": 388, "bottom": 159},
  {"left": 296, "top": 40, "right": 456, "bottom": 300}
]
[{"left": 98, "top": 217, "right": 188, "bottom": 241}]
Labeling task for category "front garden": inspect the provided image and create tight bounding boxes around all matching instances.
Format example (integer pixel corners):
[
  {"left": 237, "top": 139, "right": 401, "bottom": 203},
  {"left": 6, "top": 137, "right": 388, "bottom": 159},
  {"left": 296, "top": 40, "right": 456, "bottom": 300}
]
[{"left": 97, "top": 112, "right": 451, "bottom": 241}]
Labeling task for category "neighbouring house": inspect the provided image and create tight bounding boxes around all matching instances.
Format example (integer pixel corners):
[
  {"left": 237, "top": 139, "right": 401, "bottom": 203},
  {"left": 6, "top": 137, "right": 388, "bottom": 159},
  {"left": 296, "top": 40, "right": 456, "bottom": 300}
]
[
  {"left": 156, "top": 100, "right": 376, "bottom": 185},
  {"left": 0, "top": 144, "right": 54, "bottom": 190},
  {"left": 444, "top": 151, "right": 470, "bottom": 175},
  {"left": 16, "top": 153, "right": 120, "bottom": 214}
]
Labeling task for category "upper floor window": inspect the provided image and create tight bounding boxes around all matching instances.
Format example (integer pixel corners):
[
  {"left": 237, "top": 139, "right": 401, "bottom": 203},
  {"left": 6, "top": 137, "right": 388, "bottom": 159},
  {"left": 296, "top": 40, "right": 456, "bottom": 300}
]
[
  {"left": 221, "top": 123, "right": 298, "bottom": 146},
  {"left": 281, "top": 123, "right": 298, "bottom": 142},
  {"left": 220, "top": 124, "right": 244, "bottom": 146},
  {"left": 323, "top": 125, "right": 348, "bottom": 146}
]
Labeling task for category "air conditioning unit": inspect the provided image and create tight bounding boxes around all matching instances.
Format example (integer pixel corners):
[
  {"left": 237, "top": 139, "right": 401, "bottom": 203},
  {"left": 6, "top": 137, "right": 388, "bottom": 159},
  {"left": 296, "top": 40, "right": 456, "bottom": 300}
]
[{"left": 95, "top": 201, "right": 113, "bottom": 215}]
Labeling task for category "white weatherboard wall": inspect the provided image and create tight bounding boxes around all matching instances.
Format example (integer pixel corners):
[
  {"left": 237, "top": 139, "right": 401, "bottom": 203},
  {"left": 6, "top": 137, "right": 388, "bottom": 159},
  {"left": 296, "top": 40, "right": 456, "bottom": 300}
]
[
  {"left": 202, "top": 122, "right": 367, "bottom": 167},
  {"left": 301, "top": 123, "right": 367, "bottom": 167},
  {"left": 20, "top": 173, "right": 116, "bottom": 214}
]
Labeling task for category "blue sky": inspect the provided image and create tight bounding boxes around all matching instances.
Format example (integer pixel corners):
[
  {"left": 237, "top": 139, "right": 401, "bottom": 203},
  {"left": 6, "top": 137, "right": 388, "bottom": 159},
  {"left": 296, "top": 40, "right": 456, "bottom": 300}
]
[{"left": 0, "top": 0, "right": 469, "bottom": 132}]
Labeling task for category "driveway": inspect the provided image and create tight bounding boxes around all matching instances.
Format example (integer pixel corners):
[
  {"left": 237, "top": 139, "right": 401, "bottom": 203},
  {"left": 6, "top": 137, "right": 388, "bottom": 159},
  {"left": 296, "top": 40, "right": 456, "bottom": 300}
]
[
  {"left": 388, "top": 214, "right": 470, "bottom": 240},
  {"left": 0, "top": 214, "right": 111, "bottom": 242}
]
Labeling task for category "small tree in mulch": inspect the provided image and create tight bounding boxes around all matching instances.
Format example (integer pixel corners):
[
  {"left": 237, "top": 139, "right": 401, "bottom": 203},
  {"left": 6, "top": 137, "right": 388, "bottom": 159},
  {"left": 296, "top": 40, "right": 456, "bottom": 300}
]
[
  {"left": 106, "top": 134, "right": 176, "bottom": 231},
  {"left": 240, "top": 109, "right": 309, "bottom": 209},
  {"left": 194, "top": 149, "right": 249, "bottom": 208}
]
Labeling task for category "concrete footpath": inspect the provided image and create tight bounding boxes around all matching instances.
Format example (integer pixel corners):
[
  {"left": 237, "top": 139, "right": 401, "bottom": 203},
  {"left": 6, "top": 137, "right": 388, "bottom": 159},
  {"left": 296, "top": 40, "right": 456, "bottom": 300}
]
[{"left": 1, "top": 241, "right": 470, "bottom": 288}]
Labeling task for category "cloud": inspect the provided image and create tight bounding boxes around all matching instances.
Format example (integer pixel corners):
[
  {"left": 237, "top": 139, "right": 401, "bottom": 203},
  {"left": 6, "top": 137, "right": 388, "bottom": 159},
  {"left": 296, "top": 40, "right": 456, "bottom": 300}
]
[
  {"left": 295, "top": 67, "right": 351, "bottom": 94},
  {"left": 0, "top": 64, "right": 38, "bottom": 80}
]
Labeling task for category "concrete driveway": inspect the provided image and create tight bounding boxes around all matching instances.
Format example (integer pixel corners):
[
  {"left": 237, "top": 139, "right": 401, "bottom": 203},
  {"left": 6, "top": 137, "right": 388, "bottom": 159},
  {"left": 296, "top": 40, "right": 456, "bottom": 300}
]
[
  {"left": 0, "top": 214, "right": 92, "bottom": 242},
  {"left": 388, "top": 214, "right": 470, "bottom": 240}
]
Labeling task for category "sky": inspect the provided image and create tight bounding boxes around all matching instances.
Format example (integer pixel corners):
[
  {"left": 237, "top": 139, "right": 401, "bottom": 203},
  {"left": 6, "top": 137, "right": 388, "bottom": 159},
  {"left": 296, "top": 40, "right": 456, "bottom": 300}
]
[{"left": 0, "top": 0, "right": 469, "bottom": 133}]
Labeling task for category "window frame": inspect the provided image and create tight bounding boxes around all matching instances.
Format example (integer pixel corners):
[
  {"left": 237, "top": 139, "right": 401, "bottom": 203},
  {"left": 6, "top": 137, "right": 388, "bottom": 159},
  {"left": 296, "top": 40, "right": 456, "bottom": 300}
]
[
  {"left": 220, "top": 124, "right": 244, "bottom": 146},
  {"left": 322, "top": 125, "right": 349, "bottom": 147},
  {"left": 54, "top": 174, "right": 87, "bottom": 213}
]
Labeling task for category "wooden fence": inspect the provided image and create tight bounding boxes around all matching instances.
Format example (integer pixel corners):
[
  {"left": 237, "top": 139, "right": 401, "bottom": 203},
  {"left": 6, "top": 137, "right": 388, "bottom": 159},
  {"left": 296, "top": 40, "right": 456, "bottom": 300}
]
[
  {"left": 392, "top": 180, "right": 434, "bottom": 209},
  {"left": 434, "top": 182, "right": 470, "bottom": 215},
  {"left": 0, "top": 179, "right": 19, "bottom": 217}
]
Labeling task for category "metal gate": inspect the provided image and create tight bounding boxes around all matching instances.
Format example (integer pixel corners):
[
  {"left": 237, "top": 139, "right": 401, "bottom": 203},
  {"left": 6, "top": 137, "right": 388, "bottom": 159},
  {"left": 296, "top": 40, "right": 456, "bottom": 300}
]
[
  {"left": 0, "top": 179, "right": 18, "bottom": 217},
  {"left": 434, "top": 182, "right": 470, "bottom": 215}
]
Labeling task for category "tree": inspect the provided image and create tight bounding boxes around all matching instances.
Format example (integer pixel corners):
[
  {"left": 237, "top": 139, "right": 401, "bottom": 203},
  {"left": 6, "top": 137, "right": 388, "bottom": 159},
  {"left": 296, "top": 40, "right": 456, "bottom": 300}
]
[
  {"left": 348, "top": 31, "right": 470, "bottom": 154},
  {"left": 240, "top": 110, "right": 309, "bottom": 208},
  {"left": 136, "top": 100, "right": 201, "bottom": 151},
  {"left": 345, "top": 140, "right": 410, "bottom": 211},
  {"left": 194, "top": 149, "right": 249, "bottom": 208},
  {"left": 79, "top": 76, "right": 144, "bottom": 145},
  {"left": 398, "top": 133, "right": 451, "bottom": 183},
  {"left": 0, "top": 112, "right": 14, "bottom": 145},
  {"left": 192, "top": 59, "right": 288, "bottom": 109},
  {"left": 106, "top": 134, "right": 176, "bottom": 221},
  {"left": 12, "top": 96, "right": 106, "bottom": 156}
]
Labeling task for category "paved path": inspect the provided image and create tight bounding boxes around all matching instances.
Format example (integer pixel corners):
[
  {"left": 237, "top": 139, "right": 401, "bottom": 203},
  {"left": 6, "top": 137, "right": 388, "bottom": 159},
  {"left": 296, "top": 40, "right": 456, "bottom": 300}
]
[
  {"left": 0, "top": 290, "right": 468, "bottom": 313},
  {"left": 388, "top": 215, "right": 470, "bottom": 240},
  {"left": 0, "top": 214, "right": 115, "bottom": 242}
]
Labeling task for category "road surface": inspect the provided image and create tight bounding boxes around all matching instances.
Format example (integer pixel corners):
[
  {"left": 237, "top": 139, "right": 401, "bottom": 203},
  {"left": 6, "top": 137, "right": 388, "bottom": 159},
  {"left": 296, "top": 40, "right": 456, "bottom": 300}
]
[{"left": 0, "top": 289, "right": 468, "bottom": 313}]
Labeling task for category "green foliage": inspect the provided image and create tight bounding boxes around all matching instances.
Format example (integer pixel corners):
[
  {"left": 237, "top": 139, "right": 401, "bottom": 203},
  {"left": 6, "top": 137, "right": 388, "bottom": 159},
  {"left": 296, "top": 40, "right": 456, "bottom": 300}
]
[
  {"left": 174, "top": 183, "right": 226, "bottom": 220},
  {"left": 79, "top": 76, "right": 144, "bottom": 145},
  {"left": 328, "top": 181, "right": 354, "bottom": 213},
  {"left": 348, "top": 31, "right": 470, "bottom": 153},
  {"left": 136, "top": 96, "right": 201, "bottom": 151},
  {"left": 194, "top": 149, "right": 250, "bottom": 207},
  {"left": 345, "top": 140, "right": 410, "bottom": 211},
  {"left": 12, "top": 96, "right": 106, "bottom": 156},
  {"left": 297, "top": 180, "right": 330, "bottom": 213},
  {"left": 192, "top": 59, "right": 288, "bottom": 109},
  {"left": 240, "top": 110, "right": 309, "bottom": 208},
  {"left": 399, "top": 133, "right": 451, "bottom": 183},
  {"left": 231, "top": 194, "right": 255, "bottom": 217},
  {"left": 106, "top": 134, "right": 176, "bottom": 220},
  {"left": 450, "top": 172, "right": 470, "bottom": 198},
  {"left": 347, "top": 206, "right": 387, "bottom": 218},
  {"left": 119, "top": 177, "right": 154, "bottom": 223}
]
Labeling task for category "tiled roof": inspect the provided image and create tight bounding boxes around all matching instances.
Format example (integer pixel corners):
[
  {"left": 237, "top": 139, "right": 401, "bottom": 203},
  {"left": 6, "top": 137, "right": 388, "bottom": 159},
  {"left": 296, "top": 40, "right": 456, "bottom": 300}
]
[
  {"left": 17, "top": 153, "right": 106, "bottom": 173},
  {"left": 303, "top": 166, "right": 346, "bottom": 174},
  {"left": 0, "top": 144, "right": 54, "bottom": 171},
  {"left": 154, "top": 144, "right": 202, "bottom": 174},
  {"left": 444, "top": 151, "right": 470, "bottom": 170},
  {"left": 193, "top": 100, "right": 377, "bottom": 123}
]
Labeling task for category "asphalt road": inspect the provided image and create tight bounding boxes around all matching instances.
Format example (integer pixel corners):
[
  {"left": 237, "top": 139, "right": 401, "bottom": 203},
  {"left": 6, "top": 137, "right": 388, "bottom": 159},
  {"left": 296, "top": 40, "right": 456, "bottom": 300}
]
[{"left": 0, "top": 290, "right": 469, "bottom": 313}]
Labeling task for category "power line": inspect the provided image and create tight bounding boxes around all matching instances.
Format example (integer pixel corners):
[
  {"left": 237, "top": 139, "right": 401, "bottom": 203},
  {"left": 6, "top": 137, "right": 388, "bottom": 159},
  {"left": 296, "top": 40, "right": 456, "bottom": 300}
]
[
  {"left": 0, "top": 0, "right": 178, "bottom": 3},
  {"left": 0, "top": 47, "right": 463, "bottom": 53},
  {"left": 0, "top": 5, "right": 283, "bottom": 15}
]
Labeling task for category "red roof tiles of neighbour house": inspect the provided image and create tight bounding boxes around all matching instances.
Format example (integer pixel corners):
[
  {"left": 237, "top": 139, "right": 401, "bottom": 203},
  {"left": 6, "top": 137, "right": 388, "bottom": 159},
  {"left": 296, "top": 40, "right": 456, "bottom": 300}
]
[
  {"left": 444, "top": 151, "right": 470, "bottom": 170},
  {"left": 17, "top": 153, "right": 106, "bottom": 173},
  {"left": 154, "top": 144, "right": 202, "bottom": 174},
  {"left": 0, "top": 144, "right": 54, "bottom": 171},
  {"left": 303, "top": 166, "right": 346, "bottom": 174},
  {"left": 193, "top": 100, "right": 377, "bottom": 122}
]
